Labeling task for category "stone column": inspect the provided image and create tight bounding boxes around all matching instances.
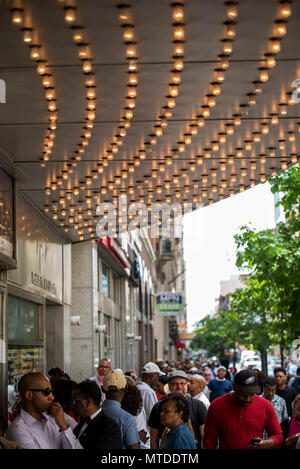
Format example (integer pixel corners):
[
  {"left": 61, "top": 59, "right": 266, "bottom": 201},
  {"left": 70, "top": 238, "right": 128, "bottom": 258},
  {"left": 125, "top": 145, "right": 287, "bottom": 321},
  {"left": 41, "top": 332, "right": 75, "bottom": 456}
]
[{"left": 71, "top": 241, "right": 99, "bottom": 382}]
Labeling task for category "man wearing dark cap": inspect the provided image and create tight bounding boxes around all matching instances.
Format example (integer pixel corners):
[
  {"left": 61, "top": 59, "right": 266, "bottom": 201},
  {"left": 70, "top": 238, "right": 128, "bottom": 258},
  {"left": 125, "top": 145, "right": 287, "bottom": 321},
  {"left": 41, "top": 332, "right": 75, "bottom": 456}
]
[
  {"left": 203, "top": 369, "right": 283, "bottom": 449},
  {"left": 148, "top": 370, "right": 207, "bottom": 449}
]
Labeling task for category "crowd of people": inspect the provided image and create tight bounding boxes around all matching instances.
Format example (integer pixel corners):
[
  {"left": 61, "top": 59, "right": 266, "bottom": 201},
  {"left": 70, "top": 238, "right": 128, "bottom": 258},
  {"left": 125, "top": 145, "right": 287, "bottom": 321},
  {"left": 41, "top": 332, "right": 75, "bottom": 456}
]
[{"left": 1, "top": 357, "right": 300, "bottom": 450}]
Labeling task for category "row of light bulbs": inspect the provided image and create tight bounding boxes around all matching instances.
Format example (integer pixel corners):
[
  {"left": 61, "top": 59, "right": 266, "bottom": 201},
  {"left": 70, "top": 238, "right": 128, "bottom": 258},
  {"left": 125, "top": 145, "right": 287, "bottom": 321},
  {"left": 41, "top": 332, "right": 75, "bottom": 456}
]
[
  {"left": 95, "top": 1, "right": 237, "bottom": 203},
  {"left": 11, "top": 6, "right": 58, "bottom": 164},
  {"left": 45, "top": 1, "right": 294, "bottom": 240},
  {"left": 51, "top": 0, "right": 97, "bottom": 193},
  {"left": 88, "top": 2, "right": 188, "bottom": 198},
  {"left": 44, "top": 2, "right": 186, "bottom": 228},
  {"left": 159, "top": 1, "right": 239, "bottom": 161},
  {"left": 160, "top": 0, "right": 295, "bottom": 201},
  {"left": 45, "top": 3, "right": 141, "bottom": 204},
  {"left": 45, "top": 142, "right": 297, "bottom": 225}
]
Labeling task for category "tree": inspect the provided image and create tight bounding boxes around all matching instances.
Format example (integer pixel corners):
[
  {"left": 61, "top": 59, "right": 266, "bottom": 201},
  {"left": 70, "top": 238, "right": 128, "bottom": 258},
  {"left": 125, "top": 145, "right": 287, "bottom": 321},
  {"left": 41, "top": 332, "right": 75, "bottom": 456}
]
[
  {"left": 190, "top": 308, "right": 239, "bottom": 362},
  {"left": 229, "top": 164, "right": 300, "bottom": 369},
  {"left": 192, "top": 165, "right": 300, "bottom": 372}
]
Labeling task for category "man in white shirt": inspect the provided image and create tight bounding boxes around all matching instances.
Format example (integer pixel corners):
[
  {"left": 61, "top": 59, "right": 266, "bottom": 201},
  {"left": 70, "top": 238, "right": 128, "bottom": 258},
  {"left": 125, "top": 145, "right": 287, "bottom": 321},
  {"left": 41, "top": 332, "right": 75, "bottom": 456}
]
[
  {"left": 188, "top": 374, "right": 210, "bottom": 409},
  {"left": 137, "top": 362, "right": 165, "bottom": 423},
  {"left": 6, "top": 372, "right": 82, "bottom": 449}
]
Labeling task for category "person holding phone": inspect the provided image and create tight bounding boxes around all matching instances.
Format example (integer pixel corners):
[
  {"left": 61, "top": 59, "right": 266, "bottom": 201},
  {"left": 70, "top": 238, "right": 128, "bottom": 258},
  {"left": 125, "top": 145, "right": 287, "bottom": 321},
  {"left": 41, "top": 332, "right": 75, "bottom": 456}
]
[
  {"left": 203, "top": 369, "right": 283, "bottom": 449},
  {"left": 6, "top": 372, "right": 82, "bottom": 449}
]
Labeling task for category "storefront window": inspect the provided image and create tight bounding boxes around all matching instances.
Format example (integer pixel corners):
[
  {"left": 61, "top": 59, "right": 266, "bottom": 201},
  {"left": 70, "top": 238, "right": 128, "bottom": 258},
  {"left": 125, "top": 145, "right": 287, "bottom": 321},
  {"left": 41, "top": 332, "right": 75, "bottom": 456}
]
[
  {"left": 7, "top": 295, "right": 44, "bottom": 396},
  {"left": 7, "top": 346, "right": 43, "bottom": 387},
  {"left": 7, "top": 296, "right": 40, "bottom": 343}
]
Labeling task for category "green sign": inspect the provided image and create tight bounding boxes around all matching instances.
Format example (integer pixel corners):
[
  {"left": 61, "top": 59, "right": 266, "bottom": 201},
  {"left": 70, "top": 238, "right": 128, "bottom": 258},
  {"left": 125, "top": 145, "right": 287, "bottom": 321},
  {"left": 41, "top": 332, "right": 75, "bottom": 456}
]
[{"left": 156, "top": 292, "right": 183, "bottom": 316}]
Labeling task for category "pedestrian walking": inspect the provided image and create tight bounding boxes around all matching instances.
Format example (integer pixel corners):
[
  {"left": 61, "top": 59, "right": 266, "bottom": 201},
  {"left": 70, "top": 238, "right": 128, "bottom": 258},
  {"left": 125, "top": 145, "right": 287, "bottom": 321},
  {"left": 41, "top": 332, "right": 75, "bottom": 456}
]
[
  {"left": 274, "top": 367, "right": 297, "bottom": 417},
  {"left": 207, "top": 366, "right": 233, "bottom": 402}
]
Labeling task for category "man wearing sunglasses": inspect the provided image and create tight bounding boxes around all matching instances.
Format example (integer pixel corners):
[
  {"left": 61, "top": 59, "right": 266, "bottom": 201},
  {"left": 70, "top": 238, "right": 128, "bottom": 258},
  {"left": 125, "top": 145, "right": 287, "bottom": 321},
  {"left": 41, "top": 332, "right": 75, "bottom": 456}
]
[{"left": 6, "top": 372, "right": 82, "bottom": 449}]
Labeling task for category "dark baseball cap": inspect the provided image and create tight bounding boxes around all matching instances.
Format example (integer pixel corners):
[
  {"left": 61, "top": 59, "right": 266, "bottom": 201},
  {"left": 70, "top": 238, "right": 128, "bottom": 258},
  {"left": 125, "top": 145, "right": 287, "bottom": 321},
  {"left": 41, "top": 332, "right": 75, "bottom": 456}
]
[{"left": 234, "top": 369, "right": 259, "bottom": 393}]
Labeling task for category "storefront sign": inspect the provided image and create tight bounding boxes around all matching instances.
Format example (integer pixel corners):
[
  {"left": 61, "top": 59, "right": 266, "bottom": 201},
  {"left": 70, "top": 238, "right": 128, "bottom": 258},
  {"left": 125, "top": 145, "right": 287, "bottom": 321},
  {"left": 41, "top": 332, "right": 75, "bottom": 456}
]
[
  {"left": 156, "top": 292, "right": 183, "bottom": 316},
  {"left": 31, "top": 272, "right": 56, "bottom": 294}
]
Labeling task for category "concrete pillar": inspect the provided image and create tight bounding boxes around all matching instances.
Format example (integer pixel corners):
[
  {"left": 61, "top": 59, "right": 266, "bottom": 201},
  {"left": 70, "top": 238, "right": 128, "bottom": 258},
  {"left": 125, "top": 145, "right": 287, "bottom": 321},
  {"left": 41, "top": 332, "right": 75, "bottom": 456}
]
[
  {"left": 71, "top": 241, "right": 98, "bottom": 382},
  {"left": 46, "top": 304, "right": 71, "bottom": 376}
]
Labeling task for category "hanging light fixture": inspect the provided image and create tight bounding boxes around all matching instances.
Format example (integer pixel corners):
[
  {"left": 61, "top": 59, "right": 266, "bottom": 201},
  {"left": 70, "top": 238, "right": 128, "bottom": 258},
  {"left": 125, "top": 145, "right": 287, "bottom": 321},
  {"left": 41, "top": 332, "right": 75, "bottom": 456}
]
[
  {"left": 64, "top": 7, "right": 76, "bottom": 24},
  {"left": 173, "top": 5, "right": 184, "bottom": 22},
  {"left": 269, "top": 38, "right": 281, "bottom": 54},
  {"left": 279, "top": 2, "right": 292, "bottom": 18},
  {"left": 259, "top": 68, "right": 269, "bottom": 82},
  {"left": 30, "top": 45, "right": 41, "bottom": 60},
  {"left": 174, "top": 25, "right": 185, "bottom": 40},
  {"left": 275, "top": 20, "right": 287, "bottom": 36},
  {"left": 11, "top": 8, "right": 24, "bottom": 25},
  {"left": 226, "top": 2, "right": 238, "bottom": 20},
  {"left": 22, "top": 28, "right": 33, "bottom": 44}
]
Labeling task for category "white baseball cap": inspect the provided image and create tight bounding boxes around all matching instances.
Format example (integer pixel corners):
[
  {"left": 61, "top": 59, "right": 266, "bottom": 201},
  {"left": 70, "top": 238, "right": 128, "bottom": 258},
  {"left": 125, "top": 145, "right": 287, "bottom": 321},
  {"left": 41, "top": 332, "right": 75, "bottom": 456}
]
[{"left": 141, "top": 362, "right": 165, "bottom": 375}]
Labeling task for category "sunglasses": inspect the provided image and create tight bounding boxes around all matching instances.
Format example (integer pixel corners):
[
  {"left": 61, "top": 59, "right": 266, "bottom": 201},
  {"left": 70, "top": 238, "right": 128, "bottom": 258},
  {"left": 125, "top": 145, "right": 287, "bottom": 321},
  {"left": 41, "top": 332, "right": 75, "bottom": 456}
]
[{"left": 29, "top": 388, "right": 54, "bottom": 396}]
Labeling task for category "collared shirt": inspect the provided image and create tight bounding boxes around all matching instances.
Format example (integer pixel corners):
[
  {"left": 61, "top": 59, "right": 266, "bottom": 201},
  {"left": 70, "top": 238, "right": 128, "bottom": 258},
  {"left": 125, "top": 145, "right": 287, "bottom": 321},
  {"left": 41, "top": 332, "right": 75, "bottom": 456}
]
[
  {"left": 77, "top": 408, "right": 102, "bottom": 438},
  {"left": 136, "top": 381, "right": 158, "bottom": 422},
  {"left": 194, "top": 391, "right": 210, "bottom": 409},
  {"left": 6, "top": 408, "right": 82, "bottom": 449},
  {"left": 102, "top": 399, "right": 139, "bottom": 449}
]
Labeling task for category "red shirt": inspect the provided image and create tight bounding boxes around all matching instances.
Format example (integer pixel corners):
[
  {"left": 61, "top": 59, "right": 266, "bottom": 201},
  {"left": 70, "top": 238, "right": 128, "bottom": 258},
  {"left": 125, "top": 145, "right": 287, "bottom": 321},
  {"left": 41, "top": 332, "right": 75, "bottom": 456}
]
[{"left": 203, "top": 393, "right": 283, "bottom": 449}]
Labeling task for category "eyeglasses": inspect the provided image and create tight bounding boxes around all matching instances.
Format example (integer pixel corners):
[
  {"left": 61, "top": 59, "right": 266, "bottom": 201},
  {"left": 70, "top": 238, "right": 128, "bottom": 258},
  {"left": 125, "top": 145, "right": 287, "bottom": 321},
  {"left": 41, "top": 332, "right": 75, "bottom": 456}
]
[
  {"left": 169, "top": 381, "right": 187, "bottom": 387},
  {"left": 29, "top": 388, "right": 54, "bottom": 396}
]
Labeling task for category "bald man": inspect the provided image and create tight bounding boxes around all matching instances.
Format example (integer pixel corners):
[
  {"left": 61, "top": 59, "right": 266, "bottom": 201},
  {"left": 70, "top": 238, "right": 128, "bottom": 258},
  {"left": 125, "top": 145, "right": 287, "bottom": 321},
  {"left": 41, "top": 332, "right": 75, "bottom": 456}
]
[
  {"left": 188, "top": 375, "right": 210, "bottom": 409},
  {"left": 6, "top": 372, "right": 82, "bottom": 449}
]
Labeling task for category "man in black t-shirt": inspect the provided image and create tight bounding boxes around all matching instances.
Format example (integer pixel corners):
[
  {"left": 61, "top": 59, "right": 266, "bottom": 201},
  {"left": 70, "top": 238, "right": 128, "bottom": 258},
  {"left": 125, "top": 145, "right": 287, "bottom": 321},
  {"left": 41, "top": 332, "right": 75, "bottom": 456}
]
[
  {"left": 274, "top": 367, "right": 297, "bottom": 417},
  {"left": 148, "top": 370, "right": 207, "bottom": 449}
]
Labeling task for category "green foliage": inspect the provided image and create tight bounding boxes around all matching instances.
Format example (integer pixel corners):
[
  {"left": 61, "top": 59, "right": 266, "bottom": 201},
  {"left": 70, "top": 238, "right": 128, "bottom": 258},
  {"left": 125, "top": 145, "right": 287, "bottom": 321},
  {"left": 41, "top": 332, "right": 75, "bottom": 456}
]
[{"left": 192, "top": 165, "right": 300, "bottom": 357}]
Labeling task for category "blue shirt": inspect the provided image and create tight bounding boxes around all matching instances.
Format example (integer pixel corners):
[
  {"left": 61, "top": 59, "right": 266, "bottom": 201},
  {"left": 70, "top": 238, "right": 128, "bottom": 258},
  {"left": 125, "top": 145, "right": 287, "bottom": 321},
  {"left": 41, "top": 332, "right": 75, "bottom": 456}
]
[
  {"left": 102, "top": 399, "right": 139, "bottom": 448},
  {"left": 208, "top": 378, "right": 233, "bottom": 402},
  {"left": 161, "top": 422, "right": 197, "bottom": 450}
]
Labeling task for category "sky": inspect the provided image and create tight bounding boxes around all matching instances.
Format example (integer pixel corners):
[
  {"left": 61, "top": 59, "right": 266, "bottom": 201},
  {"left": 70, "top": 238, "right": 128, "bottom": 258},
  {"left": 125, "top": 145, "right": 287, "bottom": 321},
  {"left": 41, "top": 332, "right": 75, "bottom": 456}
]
[{"left": 183, "top": 182, "right": 276, "bottom": 332}]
